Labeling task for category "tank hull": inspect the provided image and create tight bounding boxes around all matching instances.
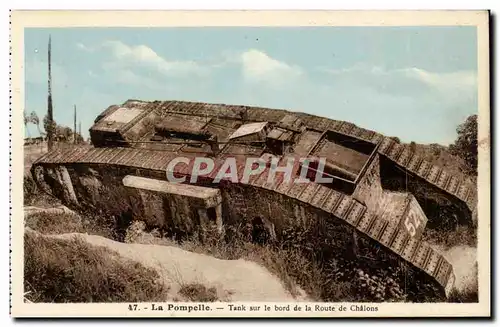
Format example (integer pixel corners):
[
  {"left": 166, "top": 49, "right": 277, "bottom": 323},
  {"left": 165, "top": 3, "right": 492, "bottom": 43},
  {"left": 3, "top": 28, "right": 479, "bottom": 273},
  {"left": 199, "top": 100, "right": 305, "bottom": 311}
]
[
  {"left": 28, "top": 98, "right": 479, "bottom": 300},
  {"left": 31, "top": 146, "right": 456, "bottom": 300}
]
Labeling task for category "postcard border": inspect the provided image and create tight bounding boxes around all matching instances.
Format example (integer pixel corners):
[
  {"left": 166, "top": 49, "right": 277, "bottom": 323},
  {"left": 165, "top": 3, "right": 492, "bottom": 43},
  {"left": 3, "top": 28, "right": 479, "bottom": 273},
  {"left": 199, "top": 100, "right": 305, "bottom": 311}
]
[{"left": 10, "top": 10, "right": 491, "bottom": 318}]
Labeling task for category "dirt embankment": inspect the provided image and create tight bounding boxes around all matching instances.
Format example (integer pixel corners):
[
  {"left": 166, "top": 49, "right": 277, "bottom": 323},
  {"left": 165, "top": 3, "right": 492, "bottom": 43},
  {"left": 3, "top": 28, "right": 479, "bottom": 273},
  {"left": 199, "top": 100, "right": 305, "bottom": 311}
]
[
  {"left": 61, "top": 232, "right": 304, "bottom": 301},
  {"left": 25, "top": 227, "right": 306, "bottom": 302}
]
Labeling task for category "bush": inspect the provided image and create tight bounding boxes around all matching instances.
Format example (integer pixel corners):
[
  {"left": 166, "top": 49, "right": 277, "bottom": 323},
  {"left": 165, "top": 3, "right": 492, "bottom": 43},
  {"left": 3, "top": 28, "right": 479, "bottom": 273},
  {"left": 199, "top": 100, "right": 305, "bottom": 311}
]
[
  {"left": 447, "top": 288, "right": 478, "bottom": 303},
  {"left": 179, "top": 284, "right": 218, "bottom": 302},
  {"left": 23, "top": 174, "right": 61, "bottom": 207},
  {"left": 24, "top": 230, "right": 170, "bottom": 303},
  {"left": 449, "top": 114, "right": 478, "bottom": 176},
  {"left": 125, "top": 222, "right": 321, "bottom": 300},
  {"left": 25, "top": 212, "right": 84, "bottom": 235},
  {"left": 423, "top": 225, "right": 477, "bottom": 249}
]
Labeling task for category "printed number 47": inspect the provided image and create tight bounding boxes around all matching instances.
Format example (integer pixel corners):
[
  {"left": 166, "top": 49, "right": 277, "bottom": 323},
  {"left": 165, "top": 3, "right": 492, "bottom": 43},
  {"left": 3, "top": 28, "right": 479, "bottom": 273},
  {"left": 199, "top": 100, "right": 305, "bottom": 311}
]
[{"left": 405, "top": 213, "right": 421, "bottom": 237}]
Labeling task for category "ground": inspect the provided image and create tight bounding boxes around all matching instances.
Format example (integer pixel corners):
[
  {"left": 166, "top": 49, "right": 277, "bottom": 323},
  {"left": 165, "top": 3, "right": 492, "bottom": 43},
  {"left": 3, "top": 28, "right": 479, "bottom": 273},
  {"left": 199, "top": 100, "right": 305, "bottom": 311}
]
[
  {"left": 22, "top": 142, "right": 479, "bottom": 303},
  {"left": 25, "top": 227, "right": 305, "bottom": 302},
  {"left": 24, "top": 143, "right": 47, "bottom": 175}
]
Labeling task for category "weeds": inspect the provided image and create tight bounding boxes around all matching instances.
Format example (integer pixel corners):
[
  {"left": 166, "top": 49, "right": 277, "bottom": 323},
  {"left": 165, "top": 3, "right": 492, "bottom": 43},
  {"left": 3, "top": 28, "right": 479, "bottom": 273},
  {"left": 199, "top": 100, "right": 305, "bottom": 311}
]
[
  {"left": 179, "top": 283, "right": 219, "bottom": 302},
  {"left": 447, "top": 288, "right": 479, "bottom": 303},
  {"left": 24, "top": 174, "right": 61, "bottom": 207},
  {"left": 124, "top": 221, "right": 420, "bottom": 302},
  {"left": 423, "top": 225, "right": 477, "bottom": 249},
  {"left": 25, "top": 212, "right": 84, "bottom": 235}
]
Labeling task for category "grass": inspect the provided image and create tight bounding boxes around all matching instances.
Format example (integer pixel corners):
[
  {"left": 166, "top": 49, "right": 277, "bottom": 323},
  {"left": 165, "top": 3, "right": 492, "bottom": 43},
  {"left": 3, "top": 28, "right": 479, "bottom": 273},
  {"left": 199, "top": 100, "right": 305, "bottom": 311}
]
[
  {"left": 24, "top": 204, "right": 469, "bottom": 303},
  {"left": 24, "top": 177, "right": 131, "bottom": 241},
  {"left": 124, "top": 222, "right": 413, "bottom": 302},
  {"left": 25, "top": 212, "right": 84, "bottom": 235},
  {"left": 178, "top": 283, "right": 219, "bottom": 302},
  {"left": 24, "top": 229, "right": 170, "bottom": 303},
  {"left": 447, "top": 288, "right": 479, "bottom": 303},
  {"left": 423, "top": 225, "right": 477, "bottom": 249},
  {"left": 24, "top": 174, "right": 61, "bottom": 207},
  {"left": 124, "top": 220, "right": 478, "bottom": 303},
  {"left": 25, "top": 210, "right": 118, "bottom": 240},
  {"left": 125, "top": 221, "right": 324, "bottom": 300}
]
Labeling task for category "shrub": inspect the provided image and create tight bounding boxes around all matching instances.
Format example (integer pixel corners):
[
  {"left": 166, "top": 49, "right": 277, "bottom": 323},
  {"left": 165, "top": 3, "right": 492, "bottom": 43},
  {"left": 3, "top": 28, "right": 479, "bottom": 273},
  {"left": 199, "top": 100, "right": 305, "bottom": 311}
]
[
  {"left": 447, "top": 288, "right": 479, "bottom": 303},
  {"left": 179, "top": 284, "right": 218, "bottom": 302},
  {"left": 449, "top": 114, "right": 478, "bottom": 176},
  {"left": 124, "top": 221, "right": 415, "bottom": 302},
  {"left": 423, "top": 225, "right": 477, "bottom": 249}
]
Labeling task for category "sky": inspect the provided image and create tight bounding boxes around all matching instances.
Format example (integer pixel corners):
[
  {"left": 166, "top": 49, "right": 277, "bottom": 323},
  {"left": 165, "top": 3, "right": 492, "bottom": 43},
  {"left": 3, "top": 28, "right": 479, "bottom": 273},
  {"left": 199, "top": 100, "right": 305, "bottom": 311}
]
[{"left": 24, "top": 26, "right": 477, "bottom": 145}]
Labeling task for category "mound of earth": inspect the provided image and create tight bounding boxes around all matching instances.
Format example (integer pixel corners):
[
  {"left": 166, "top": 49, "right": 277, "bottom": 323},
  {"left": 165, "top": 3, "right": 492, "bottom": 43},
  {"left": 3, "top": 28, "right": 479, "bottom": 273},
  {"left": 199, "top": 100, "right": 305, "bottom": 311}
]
[{"left": 28, "top": 229, "right": 307, "bottom": 302}]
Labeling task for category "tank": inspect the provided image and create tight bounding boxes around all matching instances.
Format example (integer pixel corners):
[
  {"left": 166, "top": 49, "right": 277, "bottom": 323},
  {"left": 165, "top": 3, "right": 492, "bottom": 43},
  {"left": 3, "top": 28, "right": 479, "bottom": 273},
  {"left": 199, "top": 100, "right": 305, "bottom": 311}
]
[{"left": 30, "top": 99, "right": 477, "bottom": 300}]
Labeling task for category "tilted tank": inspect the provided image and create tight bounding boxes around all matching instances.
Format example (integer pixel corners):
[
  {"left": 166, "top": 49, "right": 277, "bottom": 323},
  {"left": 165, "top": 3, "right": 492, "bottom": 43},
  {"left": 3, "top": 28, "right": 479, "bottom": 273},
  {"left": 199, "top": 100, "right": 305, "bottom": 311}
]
[{"left": 30, "top": 99, "right": 477, "bottom": 301}]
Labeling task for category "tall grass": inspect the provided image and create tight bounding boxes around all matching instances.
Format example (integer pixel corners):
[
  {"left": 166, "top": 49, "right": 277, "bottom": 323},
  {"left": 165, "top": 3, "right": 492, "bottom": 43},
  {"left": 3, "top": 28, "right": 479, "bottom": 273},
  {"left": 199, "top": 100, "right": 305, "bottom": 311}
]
[
  {"left": 423, "top": 225, "right": 477, "bottom": 249},
  {"left": 24, "top": 229, "right": 170, "bottom": 303},
  {"left": 125, "top": 222, "right": 412, "bottom": 302},
  {"left": 23, "top": 174, "right": 61, "bottom": 207},
  {"left": 178, "top": 284, "right": 219, "bottom": 302}
]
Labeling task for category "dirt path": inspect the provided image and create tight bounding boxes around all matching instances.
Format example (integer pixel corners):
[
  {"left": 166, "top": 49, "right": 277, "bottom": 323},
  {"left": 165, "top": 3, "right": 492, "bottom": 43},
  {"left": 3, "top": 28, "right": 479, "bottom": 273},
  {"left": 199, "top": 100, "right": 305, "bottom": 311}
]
[{"left": 49, "top": 232, "right": 308, "bottom": 302}]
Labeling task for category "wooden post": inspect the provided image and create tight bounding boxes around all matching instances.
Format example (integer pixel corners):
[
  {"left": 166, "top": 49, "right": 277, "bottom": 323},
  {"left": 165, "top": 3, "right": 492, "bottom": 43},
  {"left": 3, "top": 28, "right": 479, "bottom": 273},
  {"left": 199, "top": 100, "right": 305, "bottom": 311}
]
[
  {"left": 73, "top": 105, "right": 77, "bottom": 144},
  {"left": 47, "top": 36, "right": 54, "bottom": 151}
]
